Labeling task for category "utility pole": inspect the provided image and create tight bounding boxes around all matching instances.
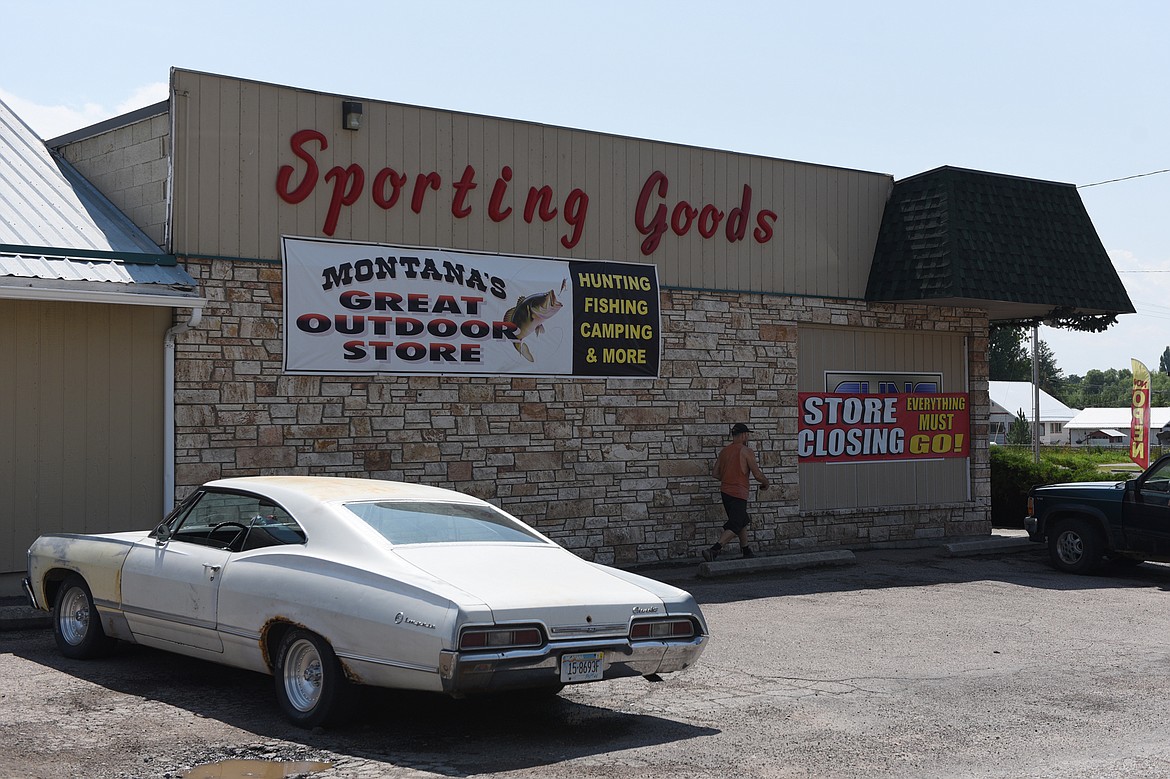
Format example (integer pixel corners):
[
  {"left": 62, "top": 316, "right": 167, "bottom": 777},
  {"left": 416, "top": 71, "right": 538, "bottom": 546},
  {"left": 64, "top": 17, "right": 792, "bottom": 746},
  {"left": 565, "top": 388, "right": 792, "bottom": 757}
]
[{"left": 1032, "top": 323, "right": 1041, "bottom": 463}]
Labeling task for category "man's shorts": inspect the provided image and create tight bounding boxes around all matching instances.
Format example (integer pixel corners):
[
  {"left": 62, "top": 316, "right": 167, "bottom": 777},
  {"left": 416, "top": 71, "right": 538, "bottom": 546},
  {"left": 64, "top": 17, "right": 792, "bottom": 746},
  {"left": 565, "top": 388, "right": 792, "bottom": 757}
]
[{"left": 721, "top": 492, "right": 751, "bottom": 533}]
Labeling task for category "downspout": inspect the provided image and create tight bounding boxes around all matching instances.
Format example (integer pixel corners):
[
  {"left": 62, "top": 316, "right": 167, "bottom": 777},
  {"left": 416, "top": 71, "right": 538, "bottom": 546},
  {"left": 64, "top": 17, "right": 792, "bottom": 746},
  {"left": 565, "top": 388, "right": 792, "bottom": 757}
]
[{"left": 164, "top": 305, "right": 203, "bottom": 513}]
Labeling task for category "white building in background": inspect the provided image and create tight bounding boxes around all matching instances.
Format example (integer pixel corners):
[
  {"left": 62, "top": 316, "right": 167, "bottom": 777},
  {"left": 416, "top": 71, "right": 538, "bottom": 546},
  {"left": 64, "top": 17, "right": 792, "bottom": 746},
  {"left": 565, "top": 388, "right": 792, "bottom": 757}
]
[
  {"left": 989, "top": 381, "right": 1079, "bottom": 445},
  {"left": 1064, "top": 407, "right": 1170, "bottom": 447}
]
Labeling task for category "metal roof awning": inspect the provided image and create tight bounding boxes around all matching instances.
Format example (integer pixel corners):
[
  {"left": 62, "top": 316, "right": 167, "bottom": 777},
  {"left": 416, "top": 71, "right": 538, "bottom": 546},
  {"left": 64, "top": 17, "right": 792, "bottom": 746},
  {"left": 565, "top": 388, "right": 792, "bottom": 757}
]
[
  {"left": 0, "top": 247, "right": 203, "bottom": 307},
  {"left": 0, "top": 96, "right": 203, "bottom": 309}
]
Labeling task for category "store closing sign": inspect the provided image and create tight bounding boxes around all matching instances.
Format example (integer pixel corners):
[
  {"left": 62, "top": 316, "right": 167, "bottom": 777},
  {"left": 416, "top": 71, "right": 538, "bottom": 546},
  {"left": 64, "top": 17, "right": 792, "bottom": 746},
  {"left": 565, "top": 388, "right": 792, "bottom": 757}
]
[
  {"left": 798, "top": 393, "right": 970, "bottom": 462},
  {"left": 282, "top": 237, "right": 660, "bottom": 377}
]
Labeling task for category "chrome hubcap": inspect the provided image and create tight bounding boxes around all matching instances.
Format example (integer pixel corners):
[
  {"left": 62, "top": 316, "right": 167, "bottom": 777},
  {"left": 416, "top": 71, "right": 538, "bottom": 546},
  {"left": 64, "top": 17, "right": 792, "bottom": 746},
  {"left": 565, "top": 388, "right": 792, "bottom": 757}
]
[
  {"left": 58, "top": 587, "right": 90, "bottom": 645},
  {"left": 283, "top": 639, "right": 324, "bottom": 712}
]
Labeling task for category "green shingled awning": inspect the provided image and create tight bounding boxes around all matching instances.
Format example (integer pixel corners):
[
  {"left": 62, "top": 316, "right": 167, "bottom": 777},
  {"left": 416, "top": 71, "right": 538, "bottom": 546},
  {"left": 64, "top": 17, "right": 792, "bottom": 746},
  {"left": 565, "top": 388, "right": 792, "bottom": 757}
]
[{"left": 866, "top": 166, "right": 1134, "bottom": 323}]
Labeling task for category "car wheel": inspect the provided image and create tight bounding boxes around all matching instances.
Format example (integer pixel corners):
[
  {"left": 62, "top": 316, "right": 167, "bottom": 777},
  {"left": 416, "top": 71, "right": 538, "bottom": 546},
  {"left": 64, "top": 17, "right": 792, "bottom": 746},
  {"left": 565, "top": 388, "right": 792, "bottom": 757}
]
[
  {"left": 53, "top": 574, "right": 116, "bottom": 659},
  {"left": 1048, "top": 518, "right": 1104, "bottom": 574},
  {"left": 274, "top": 629, "right": 352, "bottom": 728}
]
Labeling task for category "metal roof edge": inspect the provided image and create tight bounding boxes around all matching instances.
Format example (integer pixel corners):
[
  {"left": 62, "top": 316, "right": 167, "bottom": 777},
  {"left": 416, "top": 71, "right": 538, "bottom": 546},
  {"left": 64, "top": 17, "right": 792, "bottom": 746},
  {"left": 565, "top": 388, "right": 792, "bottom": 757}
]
[
  {"left": 0, "top": 243, "right": 176, "bottom": 266},
  {"left": 44, "top": 100, "right": 170, "bottom": 149},
  {"left": 895, "top": 165, "right": 1077, "bottom": 190},
  {"left": 0, "top": 279, "right": 204, "bottom": 307}
]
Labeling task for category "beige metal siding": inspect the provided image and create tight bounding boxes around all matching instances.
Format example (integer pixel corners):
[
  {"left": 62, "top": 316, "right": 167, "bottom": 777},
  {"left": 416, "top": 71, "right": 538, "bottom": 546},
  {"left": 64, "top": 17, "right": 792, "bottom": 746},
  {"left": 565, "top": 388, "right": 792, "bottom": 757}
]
[
  {"left": 798, "top": 326, "right": 970, "bottom": 511},
  {"left": 0, "top": 300, "right": 168, "bottom": 573},
  {"left": 170, "top": 69, "right": 891, "bottom": 299}
]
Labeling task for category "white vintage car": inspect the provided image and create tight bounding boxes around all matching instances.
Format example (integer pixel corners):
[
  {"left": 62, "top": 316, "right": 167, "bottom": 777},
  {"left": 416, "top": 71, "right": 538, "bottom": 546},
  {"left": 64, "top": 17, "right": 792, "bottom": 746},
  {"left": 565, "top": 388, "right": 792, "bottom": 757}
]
[{"left": 24, "top": 476, "right": 707, "bottom": 727}]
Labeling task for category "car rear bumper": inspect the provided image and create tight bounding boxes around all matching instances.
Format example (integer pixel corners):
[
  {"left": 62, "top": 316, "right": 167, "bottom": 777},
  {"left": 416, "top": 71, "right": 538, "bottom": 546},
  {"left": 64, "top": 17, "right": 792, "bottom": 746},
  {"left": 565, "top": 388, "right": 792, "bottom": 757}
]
[{"left": 437, "top": 634, "right": 707, "bottom": 695}]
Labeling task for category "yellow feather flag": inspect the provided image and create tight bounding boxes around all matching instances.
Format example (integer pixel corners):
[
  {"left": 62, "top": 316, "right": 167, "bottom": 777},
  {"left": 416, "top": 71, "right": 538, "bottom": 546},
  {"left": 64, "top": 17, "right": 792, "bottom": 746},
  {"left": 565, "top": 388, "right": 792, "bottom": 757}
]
[{"left": 1130, "top": 359, "right": 1151, "bottom": 469}]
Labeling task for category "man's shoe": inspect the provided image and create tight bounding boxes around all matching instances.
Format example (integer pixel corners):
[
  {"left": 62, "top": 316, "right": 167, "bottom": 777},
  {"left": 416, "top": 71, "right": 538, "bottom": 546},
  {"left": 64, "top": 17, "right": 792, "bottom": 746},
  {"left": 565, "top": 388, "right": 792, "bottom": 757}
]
[
  {"left": 702, "top": 548, "right": 719, "bottom": 562},
  {"left": 742, "top": 548, "right": 756, "bottom": 559}
]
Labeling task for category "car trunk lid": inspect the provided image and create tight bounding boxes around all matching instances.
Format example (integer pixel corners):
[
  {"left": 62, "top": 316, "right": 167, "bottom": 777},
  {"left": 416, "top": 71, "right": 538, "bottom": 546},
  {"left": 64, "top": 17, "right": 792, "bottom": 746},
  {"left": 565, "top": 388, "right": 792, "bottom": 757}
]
[{"left": 392, "top": 544, "right": 661, "bottom": 637}]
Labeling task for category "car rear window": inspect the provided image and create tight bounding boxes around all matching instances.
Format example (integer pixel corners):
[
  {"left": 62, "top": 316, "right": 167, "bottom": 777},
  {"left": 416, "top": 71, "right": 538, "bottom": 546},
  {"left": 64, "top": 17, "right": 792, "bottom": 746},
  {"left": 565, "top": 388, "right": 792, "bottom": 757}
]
[{"left": 344, "top": 500, "right": 546, "bottom": 545}]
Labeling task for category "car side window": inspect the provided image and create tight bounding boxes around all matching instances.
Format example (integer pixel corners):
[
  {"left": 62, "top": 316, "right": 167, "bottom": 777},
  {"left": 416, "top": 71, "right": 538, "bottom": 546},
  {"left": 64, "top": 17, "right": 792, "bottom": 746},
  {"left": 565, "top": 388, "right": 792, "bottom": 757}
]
[
  {"left": 170, "top": 492, "right": 306, "bottom": 551},
  {"left": 1140, "top": 461, "right": 1170, "bottom": 494}
]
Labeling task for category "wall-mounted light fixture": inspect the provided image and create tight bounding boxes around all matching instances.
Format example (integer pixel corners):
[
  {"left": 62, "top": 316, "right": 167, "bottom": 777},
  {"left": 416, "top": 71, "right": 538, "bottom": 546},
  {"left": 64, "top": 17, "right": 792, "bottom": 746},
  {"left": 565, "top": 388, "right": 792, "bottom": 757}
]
[{"left": 342, "top": 100, "right": 363, "bottom": 131}]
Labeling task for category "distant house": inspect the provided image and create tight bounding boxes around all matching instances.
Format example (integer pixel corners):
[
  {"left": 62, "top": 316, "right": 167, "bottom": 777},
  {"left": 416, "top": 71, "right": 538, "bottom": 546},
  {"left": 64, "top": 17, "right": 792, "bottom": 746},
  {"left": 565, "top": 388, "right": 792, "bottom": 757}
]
[
  {"left": 989, "top": 381, "right": 1079, "bottom": 445},
  {"left": 1063, "top": 407, "right": 1170, "bottom": 447}
]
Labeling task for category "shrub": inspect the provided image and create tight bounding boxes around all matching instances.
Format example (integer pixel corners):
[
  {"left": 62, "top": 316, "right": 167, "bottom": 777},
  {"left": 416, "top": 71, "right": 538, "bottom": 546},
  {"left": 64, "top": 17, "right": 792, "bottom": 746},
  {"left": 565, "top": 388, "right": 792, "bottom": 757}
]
[{"left": 989, "top": 447, "right": 1111, "bottom": 527}]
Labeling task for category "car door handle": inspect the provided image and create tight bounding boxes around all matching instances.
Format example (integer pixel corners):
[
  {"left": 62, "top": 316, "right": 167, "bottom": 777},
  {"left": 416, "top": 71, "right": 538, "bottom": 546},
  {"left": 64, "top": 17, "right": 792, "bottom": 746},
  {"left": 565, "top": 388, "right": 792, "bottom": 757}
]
[{"left": 203, "top": 564, "right": 221, "bottom": 580}]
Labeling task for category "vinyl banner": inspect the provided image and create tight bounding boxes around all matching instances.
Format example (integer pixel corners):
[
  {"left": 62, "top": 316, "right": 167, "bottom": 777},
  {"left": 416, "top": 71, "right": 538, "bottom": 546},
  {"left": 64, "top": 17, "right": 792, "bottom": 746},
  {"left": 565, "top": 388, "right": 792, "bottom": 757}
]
[
  {"left": 282, "top": 237, "right": 660, "bottom": 377},
  {"left": 1130, "top": 358, "right": 1151, "bottom": 469},
  {"left": 797, "top": 392, "right": 971, "bottom": 463}
]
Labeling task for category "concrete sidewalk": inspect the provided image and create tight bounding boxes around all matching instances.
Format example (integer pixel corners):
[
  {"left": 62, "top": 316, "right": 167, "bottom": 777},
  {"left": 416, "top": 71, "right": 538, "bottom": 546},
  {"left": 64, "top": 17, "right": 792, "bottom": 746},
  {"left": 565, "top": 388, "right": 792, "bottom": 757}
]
[{"left": 696, "top": 531, "right": 1034, "bottom": 578}]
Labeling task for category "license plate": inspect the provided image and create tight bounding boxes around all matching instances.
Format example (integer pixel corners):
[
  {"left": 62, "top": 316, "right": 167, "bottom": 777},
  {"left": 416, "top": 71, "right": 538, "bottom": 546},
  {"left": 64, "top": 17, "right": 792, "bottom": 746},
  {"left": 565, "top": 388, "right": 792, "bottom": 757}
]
[{"left": 560, "top": 651, "right": 604, "bottom": 683}]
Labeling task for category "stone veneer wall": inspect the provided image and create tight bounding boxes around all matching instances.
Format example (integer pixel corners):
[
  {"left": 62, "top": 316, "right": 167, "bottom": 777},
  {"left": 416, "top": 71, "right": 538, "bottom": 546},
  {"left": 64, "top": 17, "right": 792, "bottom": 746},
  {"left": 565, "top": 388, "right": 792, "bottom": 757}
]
[{"left": 174, "top": 257, "right": 991, "bottom": 566}]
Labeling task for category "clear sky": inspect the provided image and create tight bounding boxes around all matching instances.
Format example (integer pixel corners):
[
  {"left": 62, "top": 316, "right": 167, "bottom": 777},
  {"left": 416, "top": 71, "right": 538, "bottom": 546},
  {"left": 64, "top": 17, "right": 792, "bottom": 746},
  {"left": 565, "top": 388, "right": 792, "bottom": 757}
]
[{"left": 3, "top": 0, "right": 1167, "bottom": 377}]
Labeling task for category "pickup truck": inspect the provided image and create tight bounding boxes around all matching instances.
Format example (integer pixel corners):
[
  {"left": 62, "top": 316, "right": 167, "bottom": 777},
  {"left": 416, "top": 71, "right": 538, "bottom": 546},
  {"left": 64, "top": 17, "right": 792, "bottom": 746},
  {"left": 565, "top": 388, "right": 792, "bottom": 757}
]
[{"left": 1025, "top": 454, "right": 1170, "bottom": 573}]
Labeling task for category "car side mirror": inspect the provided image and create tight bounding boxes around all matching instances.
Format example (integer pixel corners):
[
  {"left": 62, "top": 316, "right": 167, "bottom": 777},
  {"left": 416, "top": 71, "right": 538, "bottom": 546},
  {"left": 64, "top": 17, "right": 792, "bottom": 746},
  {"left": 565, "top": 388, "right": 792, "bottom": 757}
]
[{"left": 154, "top": 523, "right": 173, "bottom": 545}]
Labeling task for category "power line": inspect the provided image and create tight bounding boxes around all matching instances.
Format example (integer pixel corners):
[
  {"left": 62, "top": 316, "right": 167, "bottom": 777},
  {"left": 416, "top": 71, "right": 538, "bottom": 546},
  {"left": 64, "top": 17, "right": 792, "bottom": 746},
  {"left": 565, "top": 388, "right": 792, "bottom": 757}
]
[{"left": 1079, "top": 168, "right": 1170, "bottom": 188}]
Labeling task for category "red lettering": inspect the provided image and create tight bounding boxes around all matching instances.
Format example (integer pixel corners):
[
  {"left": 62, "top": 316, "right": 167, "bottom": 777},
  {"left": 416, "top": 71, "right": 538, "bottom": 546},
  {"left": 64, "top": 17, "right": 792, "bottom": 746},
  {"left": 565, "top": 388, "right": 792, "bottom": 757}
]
[
  {"left": 635, "top": 171, "right": 669, "bottom": 255},
  {"left": 488, "top": 166, "right": 513, "bottom": 221},
  {"left": 671, "top": 201, "right": 697, "bottom": 235},
  {"left": 754, "top": 210, "right": 777, "bottom": 243},
  {"left": 561, "top": 188, "right": 588, "bottom": 249},
  {"left": 635, "top": 170, "right": 773, "bottom": 254},
  {"left": 697, "top": 204, "right": 724, "bottom": 238},
  {"left": 411, "top": 172, "right": 442, "bottom": 213},
  {"left": 524, "top": 185, "right": 558, "bottom": 223},
  {"left": 452, "top": 165, "right": 477, "bottom": 218},
  {"left": 725, "top": 184, "right": 751, "bottom": 242},
  {"left": 276, "top": 131, "right": 606, "bottom": 244},
  {"left": 373, "top": 167, "right": 408, "bottom": 209},
  {"left": 322, "top": 164, "right": 364, "bottom": 236},
  {"left": 276, "top": 129, "right": 327, "bottom": 204}
]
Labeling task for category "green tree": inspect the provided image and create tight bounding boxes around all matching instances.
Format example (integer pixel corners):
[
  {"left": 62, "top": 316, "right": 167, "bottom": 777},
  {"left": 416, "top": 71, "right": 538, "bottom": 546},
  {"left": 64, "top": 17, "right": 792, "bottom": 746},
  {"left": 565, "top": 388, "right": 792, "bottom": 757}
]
[
  {"left": 1007, "top": 408, "right": 1032, "bottom": 445},
  {"left": 1033, "top": 340, "right": 1064, "bottom": 397},
  {"left": 1159, "top": 347, "right": 1170, "bottom": 375},
  {"left": 1056, "top": 373, "right": 1084, "bottom": 409},
  {"left": 990, "top": 325, "right": 1030, "bottom": 381}
]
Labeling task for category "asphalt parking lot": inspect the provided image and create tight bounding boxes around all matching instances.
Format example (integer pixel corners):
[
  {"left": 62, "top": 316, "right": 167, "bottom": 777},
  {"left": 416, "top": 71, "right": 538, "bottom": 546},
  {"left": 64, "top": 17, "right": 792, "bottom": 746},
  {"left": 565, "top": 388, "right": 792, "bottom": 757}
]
[{"left": 5, "top": 542, "right": 1170, "bottom": 779}]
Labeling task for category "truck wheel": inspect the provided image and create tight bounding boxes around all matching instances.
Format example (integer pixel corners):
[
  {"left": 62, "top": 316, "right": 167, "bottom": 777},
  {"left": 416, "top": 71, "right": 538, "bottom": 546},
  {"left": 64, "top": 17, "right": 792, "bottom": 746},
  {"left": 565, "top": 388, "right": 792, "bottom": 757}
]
[{"left": 1048, "top": 519, "right": 1104, "bottom": 574}]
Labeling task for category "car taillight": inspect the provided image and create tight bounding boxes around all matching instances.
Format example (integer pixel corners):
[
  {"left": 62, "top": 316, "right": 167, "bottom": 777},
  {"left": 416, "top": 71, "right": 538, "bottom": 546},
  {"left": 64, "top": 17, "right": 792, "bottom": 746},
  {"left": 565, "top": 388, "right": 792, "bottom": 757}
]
[
  {"left": 459, "top": 625, "right": 544, "bottom": 650},
  {"left": 1027, "top": 497, "right": 1034, "bottom": 516},
  {"left": 630, "top": 618, "right": 695, "bottom": 640}
]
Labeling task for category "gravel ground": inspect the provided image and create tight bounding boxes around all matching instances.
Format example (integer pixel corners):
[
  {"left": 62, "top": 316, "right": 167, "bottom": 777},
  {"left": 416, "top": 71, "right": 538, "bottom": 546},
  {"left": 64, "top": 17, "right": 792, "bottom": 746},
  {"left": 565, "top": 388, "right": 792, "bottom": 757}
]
[{"left": 5, "top": 545, "right": 1170, "bottom": 779}]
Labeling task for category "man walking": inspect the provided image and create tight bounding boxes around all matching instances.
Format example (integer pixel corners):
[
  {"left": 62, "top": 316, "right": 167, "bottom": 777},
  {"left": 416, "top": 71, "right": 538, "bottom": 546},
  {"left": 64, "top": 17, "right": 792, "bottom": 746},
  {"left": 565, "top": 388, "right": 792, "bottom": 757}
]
[{"left": 703, "top": 423, "right": 769, "bottom": 561}]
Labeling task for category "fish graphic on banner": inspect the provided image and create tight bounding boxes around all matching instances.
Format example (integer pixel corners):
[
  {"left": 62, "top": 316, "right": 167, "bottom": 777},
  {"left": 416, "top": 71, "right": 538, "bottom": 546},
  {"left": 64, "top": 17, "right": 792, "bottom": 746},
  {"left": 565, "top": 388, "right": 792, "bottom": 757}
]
[{"left": 504, "top": 280, "right": 567, "bottom": 362}]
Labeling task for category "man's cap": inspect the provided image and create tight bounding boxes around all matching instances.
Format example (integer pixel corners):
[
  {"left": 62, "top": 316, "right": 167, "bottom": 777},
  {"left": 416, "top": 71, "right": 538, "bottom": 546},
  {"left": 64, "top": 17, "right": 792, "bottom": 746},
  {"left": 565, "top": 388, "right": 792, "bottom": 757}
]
[{"left": 731, "top": 423, "right": 751, "bottom": 435}]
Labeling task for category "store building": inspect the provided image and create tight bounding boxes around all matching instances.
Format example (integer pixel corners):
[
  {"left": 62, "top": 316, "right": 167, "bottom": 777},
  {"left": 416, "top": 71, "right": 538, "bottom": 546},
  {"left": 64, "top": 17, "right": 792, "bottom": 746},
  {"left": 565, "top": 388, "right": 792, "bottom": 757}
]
[
  {"left": 0, "top": 98, "right": 203, "bottom": 594},
  {"left": 0, "top": 68, "right": 1134, "bottom": 592}
]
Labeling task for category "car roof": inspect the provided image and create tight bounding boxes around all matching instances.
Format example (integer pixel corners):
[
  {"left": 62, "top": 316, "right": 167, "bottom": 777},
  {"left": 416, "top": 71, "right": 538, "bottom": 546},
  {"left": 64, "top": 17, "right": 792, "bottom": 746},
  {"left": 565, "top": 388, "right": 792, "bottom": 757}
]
[{"left": 203, "top": 475, "right": 488, "bottom": 507}]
